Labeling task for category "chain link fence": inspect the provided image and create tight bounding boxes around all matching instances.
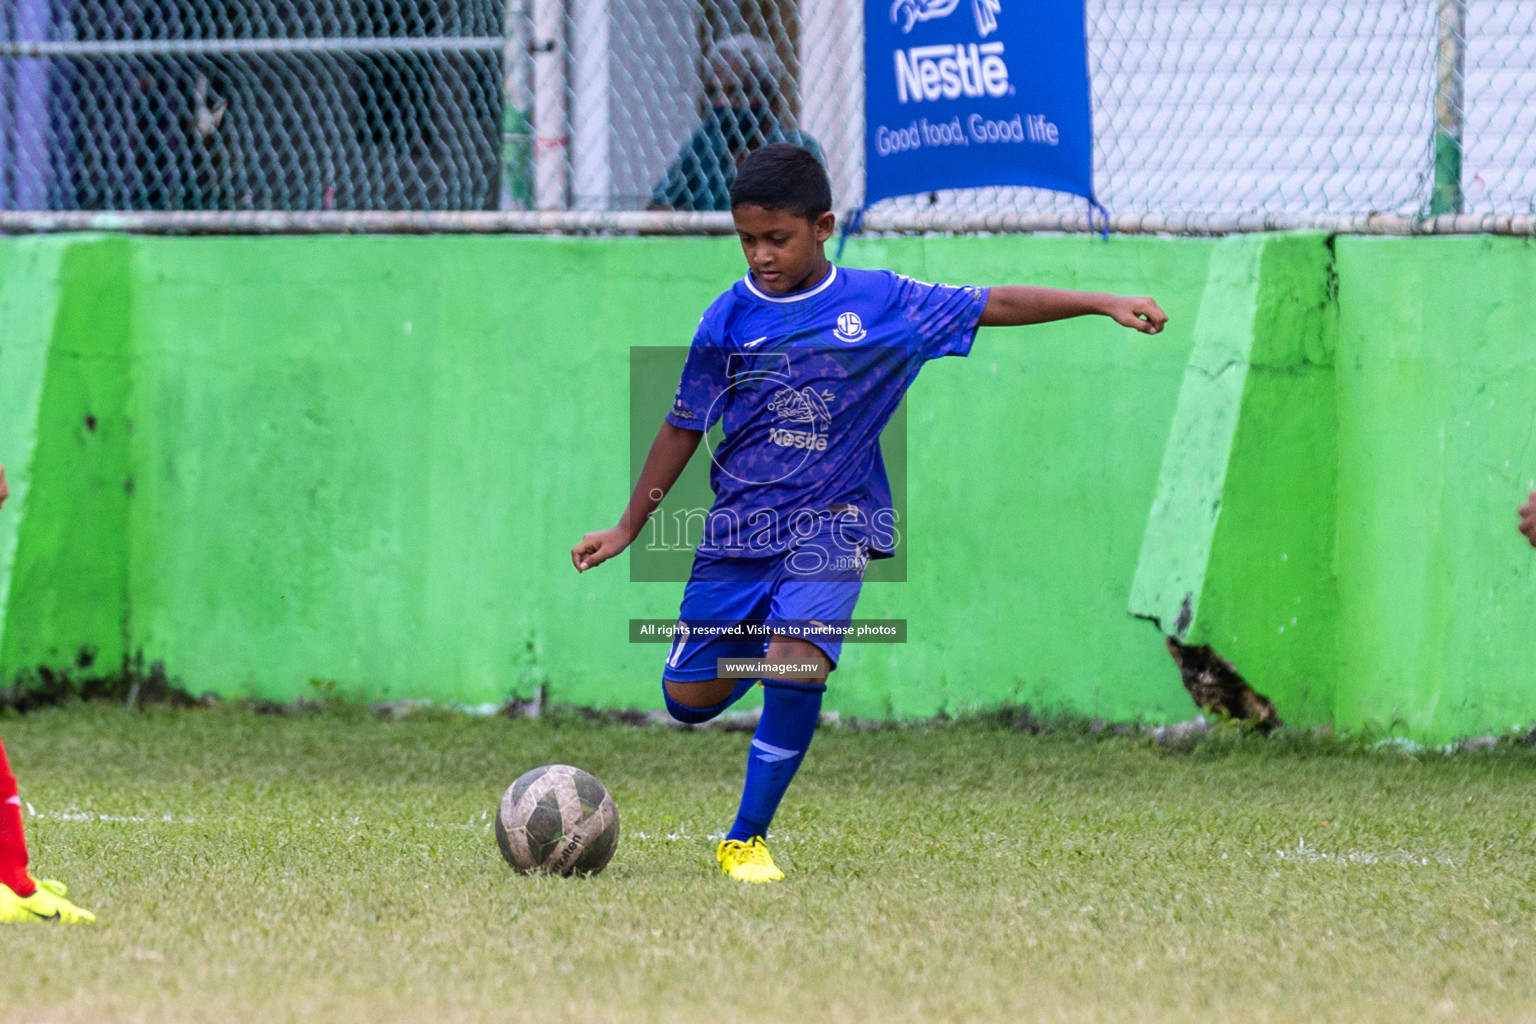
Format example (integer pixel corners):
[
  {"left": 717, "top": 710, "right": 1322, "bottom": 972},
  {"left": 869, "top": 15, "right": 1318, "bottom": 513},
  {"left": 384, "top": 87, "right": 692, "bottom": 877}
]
[
  {"left": 0, "top": 0, "right": 505, "bottom": 210},
  {"left": 1, "top": 1, "right": 1533, "bottom": 231}
]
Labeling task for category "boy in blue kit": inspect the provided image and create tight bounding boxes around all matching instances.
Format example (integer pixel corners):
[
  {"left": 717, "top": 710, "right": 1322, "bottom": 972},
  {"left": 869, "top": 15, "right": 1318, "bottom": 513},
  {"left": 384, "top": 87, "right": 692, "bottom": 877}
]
[{"left": 572, "top": 144, "right": 1167, "bottom": 883}]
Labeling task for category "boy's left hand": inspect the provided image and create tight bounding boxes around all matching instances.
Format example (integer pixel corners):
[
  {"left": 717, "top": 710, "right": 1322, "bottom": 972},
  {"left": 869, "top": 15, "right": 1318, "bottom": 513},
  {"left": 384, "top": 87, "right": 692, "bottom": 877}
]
[
  {"left": 571, "top": 525, "right": 634, "bottom": 572},
  {"left": 1104, "top": 296, "right": 1168, "bottom": 335},
  {"left": 0, "top": 464, "right": 8, "bottom": 510}
]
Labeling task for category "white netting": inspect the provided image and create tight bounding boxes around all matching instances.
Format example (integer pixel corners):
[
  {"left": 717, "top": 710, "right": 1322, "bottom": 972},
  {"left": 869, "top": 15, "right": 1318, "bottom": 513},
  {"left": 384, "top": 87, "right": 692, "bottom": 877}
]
[{"left": 1, "top": 1, "right": 1532, "bottom": 230}]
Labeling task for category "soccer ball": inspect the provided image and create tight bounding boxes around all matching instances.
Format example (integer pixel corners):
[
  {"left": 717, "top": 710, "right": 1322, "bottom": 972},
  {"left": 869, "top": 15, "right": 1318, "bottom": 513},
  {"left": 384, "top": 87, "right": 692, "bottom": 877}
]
[{"left": 495, "top": 764, "right": 620, "bottom": 876}]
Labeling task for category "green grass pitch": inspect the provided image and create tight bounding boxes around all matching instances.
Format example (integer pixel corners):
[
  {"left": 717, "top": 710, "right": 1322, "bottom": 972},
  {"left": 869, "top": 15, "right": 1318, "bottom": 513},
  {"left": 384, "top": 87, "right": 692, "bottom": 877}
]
[{"left": 4, "top": 704, "right": 1536, "bottom": 1023}]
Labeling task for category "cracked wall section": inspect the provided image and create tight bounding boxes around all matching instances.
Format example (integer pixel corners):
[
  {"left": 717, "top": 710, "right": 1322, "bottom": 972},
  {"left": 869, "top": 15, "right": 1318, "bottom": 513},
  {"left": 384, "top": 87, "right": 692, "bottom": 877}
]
[{"left": 1131, "top": 233, "right": 1339, "bottom": 728}]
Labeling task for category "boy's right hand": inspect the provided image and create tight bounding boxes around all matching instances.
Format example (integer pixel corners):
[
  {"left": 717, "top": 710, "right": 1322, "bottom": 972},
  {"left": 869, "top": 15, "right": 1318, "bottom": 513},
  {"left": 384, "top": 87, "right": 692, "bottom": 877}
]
[
  {"left": 0, "top": 464, "right": 8, "bottom": 510},
  {"left": 571, "top": 526, "right": 633, "bottom": 573}
]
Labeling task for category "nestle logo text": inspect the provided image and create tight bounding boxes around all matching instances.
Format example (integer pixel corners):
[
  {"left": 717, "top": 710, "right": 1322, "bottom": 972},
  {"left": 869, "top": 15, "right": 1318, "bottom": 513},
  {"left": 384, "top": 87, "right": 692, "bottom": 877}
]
[
  {"left": 769, "top": 428, "right": 828, "bottom": 451},
  {"left": 895, "top": 42, "right": 1009, "bottom": 104}
]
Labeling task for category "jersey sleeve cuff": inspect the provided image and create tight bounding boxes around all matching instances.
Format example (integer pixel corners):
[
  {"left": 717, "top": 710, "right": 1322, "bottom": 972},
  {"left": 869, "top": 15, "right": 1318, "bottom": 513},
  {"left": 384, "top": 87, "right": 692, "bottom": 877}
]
[
  {"left": 665, "top": 410, "right": 705, "bottom": 431},
  {"left": 956, "top": 285, "right": 991, "bottom": 358}
]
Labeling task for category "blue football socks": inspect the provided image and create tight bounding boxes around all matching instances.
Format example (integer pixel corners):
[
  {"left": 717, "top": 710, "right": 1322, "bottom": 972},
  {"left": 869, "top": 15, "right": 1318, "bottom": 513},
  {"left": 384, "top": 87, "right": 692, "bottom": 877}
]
[
  {"left": 725, "top": 679, "right": 826, "bottom": 842},
  {"left": 663, "top": 678, "right": 757, "bottom": 725}
]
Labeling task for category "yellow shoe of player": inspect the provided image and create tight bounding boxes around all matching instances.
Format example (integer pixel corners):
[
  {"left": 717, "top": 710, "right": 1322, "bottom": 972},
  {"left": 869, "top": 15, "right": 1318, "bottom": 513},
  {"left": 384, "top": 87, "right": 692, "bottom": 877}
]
[
  {"left": 0, "top": 878, "right": 96, "bottom": 924},
  {"left": 716, "top": 837, "right": 786, "bottom": 884}
]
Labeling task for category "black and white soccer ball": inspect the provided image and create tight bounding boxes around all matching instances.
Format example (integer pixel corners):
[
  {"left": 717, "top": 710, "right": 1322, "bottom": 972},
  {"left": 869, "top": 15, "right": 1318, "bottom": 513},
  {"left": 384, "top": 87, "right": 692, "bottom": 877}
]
[{"left": 495, "top": 765, "right": 620, "bottom": 876}]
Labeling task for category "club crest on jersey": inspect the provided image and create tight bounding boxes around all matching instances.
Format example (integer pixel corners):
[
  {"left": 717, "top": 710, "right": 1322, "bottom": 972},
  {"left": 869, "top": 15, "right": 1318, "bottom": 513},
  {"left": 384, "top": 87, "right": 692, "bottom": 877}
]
[{"left": 833, "top": 311, "right": 867, "bottom": 344}]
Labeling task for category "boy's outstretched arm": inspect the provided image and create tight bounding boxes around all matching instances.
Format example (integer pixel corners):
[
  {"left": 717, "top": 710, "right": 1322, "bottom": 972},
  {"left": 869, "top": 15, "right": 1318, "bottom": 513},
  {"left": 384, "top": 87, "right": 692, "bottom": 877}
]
[
  {"left": 979, "top": 286, "right": 1168, "bottom": 334},
  {"left": 571, "top": 422, "right": 703, "bottom": 572}
]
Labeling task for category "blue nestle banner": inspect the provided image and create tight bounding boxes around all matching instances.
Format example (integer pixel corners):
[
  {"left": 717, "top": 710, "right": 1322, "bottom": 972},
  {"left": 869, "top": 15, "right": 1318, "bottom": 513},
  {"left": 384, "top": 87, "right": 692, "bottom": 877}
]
[{"left": 864, "top": 0, "right": 1096, "bottom": 207}]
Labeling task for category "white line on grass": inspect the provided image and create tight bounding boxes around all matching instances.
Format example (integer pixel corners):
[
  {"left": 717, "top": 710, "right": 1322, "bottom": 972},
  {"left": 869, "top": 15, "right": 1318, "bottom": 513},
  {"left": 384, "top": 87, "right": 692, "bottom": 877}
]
[{"left": 1275, "top": 838, "right": 1453, "bottom": 866}]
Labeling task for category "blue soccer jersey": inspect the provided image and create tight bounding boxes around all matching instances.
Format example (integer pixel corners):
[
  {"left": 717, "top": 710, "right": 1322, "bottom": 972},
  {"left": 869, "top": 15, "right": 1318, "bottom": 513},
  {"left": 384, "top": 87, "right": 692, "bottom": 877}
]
[{"left": 665, "top": 265, "right": 988, "bottom": 564}]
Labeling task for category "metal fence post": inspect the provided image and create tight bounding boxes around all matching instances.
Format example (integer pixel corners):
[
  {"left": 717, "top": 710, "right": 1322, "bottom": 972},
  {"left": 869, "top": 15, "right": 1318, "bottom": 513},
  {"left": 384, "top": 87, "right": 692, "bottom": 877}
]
[
  {"left": 12, "top": 0, "right": 53, "bottom": 209},
  {"left": 531, "top": 0, "right": 569, "bottom": 211},
  {"left": 1432, "top": 0, "right": 1467, "bottom": 215},
  {"left": 502, "top": 0, "right": 534, "bottom": 210}
]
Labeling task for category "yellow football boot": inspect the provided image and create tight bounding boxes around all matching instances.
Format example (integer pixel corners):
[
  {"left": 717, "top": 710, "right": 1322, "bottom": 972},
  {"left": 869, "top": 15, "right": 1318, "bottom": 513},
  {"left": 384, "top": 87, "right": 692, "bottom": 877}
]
[
  {"left": 716, "top": 837, "right": 785, "bottom": 883},
  {"left": 0, "top": 878, "right": 96, "bottom": 924}
]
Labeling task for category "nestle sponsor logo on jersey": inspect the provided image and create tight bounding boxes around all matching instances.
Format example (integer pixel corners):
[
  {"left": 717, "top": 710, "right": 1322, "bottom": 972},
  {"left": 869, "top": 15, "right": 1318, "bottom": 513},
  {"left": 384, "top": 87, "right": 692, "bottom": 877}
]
[
  {"left": 770, "top": 429, "right": 828, "bottom": 451},
  {"left": 895, "top": 43, "right": 1009, "bottom": 104}
]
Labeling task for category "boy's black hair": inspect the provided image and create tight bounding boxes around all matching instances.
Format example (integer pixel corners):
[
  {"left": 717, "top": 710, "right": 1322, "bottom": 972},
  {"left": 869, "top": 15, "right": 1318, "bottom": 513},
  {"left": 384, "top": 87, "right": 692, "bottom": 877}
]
[{"left": 730, "top": 143, "right": 832, "bottom": 220}]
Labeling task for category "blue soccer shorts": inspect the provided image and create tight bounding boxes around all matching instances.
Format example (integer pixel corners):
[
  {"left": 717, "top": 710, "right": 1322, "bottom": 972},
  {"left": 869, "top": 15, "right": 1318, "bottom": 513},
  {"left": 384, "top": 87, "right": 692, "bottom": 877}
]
[{"left": 660, "top": 546, "right": 868, "bottom": 683}]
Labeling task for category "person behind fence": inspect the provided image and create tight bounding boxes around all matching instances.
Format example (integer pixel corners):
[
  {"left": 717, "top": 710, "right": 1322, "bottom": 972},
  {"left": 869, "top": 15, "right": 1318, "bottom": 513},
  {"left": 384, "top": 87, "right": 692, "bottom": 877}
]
[
  {"left": 574, "top": 144, "right": 1168, "bottom": 884},
  {"left": 648, "top": 34, "right": 824, "bottom": 212},
  {"left": 0, "top": 464, "right": 96, "bottom": 925}
]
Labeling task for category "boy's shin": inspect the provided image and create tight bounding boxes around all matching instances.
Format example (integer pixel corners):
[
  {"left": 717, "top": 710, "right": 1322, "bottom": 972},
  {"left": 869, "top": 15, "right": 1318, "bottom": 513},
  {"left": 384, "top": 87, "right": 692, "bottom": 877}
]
[{"left": 728, "top": 678, "right": 826, "bottom": 839}]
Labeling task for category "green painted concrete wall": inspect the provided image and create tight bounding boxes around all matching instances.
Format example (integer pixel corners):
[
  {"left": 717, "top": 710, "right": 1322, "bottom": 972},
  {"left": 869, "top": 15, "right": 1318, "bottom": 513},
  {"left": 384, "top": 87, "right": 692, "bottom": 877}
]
[
  {"left": 1130, "top": 234, "right": 1536, "bottom": 741},
  {"left": 0, "top": 237, "right": 130, "bottom": 681},
  {"left": 0, "top": 239, "right": 65, "bottom": 673},
  {"left": 1, "top": 232, "right": 1531, "bottom": 738},
  {"left": 0, "top": 233, "right": 1208, "bottom": 722},
  {"left": 1131, "top": 234, "right": 1340, "bottom": 727},
  {"left": 1333, "top": 237, "right": 1536, "bottom": 737}
]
